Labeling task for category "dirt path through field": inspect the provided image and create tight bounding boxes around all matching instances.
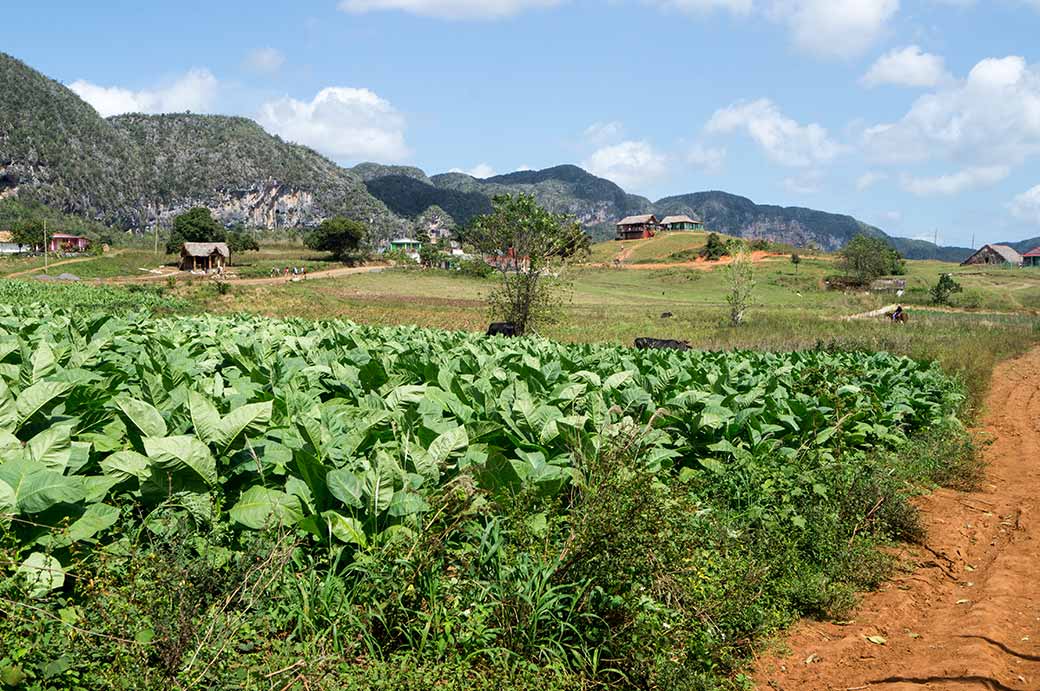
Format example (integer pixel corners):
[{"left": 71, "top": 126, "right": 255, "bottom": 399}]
[
  {"left": 5, "top": 255, "right": 100, "bottom": 277},
  {"left": 754, "top": 347, "right": 1040, "bottom": 691}
]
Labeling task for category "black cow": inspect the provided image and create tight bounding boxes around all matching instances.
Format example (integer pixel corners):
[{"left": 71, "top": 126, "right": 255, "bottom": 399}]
[
  {"left": 660, "top": 312, "right": 674, "bottom": 319},
  {"left": 486, "top": 322, "right": 519, "bottom": 337},
  {"left": 634, "top": 337, "right": 691, "bottom": 351}
]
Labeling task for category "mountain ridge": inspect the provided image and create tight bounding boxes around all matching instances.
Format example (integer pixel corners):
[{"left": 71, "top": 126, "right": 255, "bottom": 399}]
[{"left": 0, "top": 50, "right": 986, "bottom": 260}]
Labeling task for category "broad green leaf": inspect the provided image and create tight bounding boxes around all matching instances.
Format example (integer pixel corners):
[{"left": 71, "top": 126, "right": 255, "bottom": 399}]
[
  {"left": 15, "top": 381, "right": 71, "bottom": 427},
  {"left": 187, "top": 391, "right": 222, "bottom": 445},
  {"left": 18, "top": 552, "right": 64, "bottom": 598},
  {"left": 67, "top": 504, "right": 120, "bottom": 543},
  {"left": 99, "top": 450, "right": 151, "bottom": 483},
  {"left": 144, "top": 436, "right": 217, "bottom": 486},
  {"left": 321, "top": 510, "right": 366, "bottom": 546},
  {"left": 326, "top": 469, "right": 363, "bottom": 509},
  {"left": 363, "top": 461, "right": 395, "bottom": 514},
  {"left": 0, "top": 459, "right": 85, "bottom": 514},
  {"left": 427, "top": 426, "right": 469, "bottom": 466},
  {"left": 218, "top": 401, "right": 272, "bottom": 451},
  {"left": 25, "top": 425, "right": 73, "bottom": 471},
  {"left": 387, "top": 491, "right": 430, "bottom": 518},
  {"left": 115, "top": 397, "right": 168, "bottom": 438},
  {"left": 229, "top": 486, "right": 302, "bottom": 529}
]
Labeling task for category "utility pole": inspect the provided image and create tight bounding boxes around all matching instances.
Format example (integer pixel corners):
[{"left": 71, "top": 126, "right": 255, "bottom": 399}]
[{"left": 43, "top": 219, "right": 48, "bottom": 273}]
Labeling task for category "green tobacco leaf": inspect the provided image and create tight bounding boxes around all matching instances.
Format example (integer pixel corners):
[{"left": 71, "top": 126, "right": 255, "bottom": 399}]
[
  {"left": 67, "top": 504, "right": 120, "bottom": 542},
  {"left": 230, "top": 486, "right": 302, "bottom": 529},
  {"left": 115, "top": 397, "right": 168, "bottom": 439},
  {"left": 188, "top": 391, "right": 223, "bottom": 445},
  {"left": 25, "top": 425, "right": 73, "bottom": 471},
  {"left": 0, "top": 478, "right": 14, "bottom": 520},
  {"left": 0, "top": 459, "right": 85, "bottom": 514},
  {"left": 321, "top": 510, "right": 367, "bottom": 546},
  {"left": 218, "top": 401, "right": 272, "bottom": 451},
  {"left": 18, "top": 552, "right": 64, "bottom": 598},
  {"left": 29, "top": 341, "right": 57, "bottom": 384},
  {"left": 144, "top": 436, "right": 217, "bottom": 486},
  {"left": 99, "top": 450, "right": 151, "bottom": 483},
  {"left": 427, "top": 426, "right": 469, "bottom": 466},
  {"left": 326, "top": 469, "right": 363, "bottom": 508},
  {"left": 15, "top": 381, "right": 72, "bottom": 428},
  {"left": 387, "top": 491, "right": 430, "bottom": 518},
  {"left": 364, "top": 461, "right": 395, "bottom": 514}
]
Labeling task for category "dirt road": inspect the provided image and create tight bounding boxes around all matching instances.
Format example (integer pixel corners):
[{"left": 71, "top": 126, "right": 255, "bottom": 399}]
[
  {"left": 5, "top": 256, "right": 97, "bottom": 278},
  {"left": 754, "top": 347, "right": 1040, "bottom": 691}
]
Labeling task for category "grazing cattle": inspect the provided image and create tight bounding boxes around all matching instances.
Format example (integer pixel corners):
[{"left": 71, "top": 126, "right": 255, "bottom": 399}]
[
  {"left": 634, "top": 337, "right": 691, "bottom": 351},
  {"left": 660, "top": 312, "right": 673, "bottom": 319},
  {"left": 486, "top": 322, "right": 519, "bottom": 337}
]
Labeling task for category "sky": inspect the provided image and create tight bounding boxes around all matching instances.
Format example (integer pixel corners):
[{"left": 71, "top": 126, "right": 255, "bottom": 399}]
[{"left": 3, "top": 1, "right": 1040, "bottom": 247}]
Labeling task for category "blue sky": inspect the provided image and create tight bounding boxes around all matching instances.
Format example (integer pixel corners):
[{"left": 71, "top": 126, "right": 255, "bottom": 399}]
[{"left": 4, "top": 0, "right": 1040, "bottom": 246}]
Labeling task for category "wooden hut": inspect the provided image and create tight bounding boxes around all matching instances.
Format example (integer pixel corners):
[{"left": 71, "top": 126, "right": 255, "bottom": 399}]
[
  {"left": 180, "top": 242, "right": 230, "bottom": 272},
  {"left": 960, "top": 244, "right": 1023, "bottom": 267},
  {"left": 659, "top": 214, "right": 704, "bottom": 232},
  {"left": 1023, "top": 247, "right": 1040, "bottom": 267},
  {"left": 616, "top": 214, "right": 659, "bottom": 241}
]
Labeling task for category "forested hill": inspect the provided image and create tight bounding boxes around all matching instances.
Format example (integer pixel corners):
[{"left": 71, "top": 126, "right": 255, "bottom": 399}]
[
  {"left": 0, "top": 52, "right": 402, "bottom": 238},
  {"left": 1, "top": 49, "right": 978, "bottom": 259}
]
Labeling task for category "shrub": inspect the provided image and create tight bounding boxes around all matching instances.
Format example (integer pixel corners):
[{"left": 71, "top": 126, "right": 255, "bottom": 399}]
[{"left": 930, "top": 273, "right": 964, "bottom": 305}]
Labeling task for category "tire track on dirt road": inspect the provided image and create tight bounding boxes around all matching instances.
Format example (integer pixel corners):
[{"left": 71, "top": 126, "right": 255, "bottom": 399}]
[{"left": 755, "top": 347, "right": 1040, "bottom": 691}]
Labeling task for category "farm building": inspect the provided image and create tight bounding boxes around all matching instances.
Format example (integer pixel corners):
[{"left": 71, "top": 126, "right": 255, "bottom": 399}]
[
  {"left": 0, "top": 231, "right": 22, "bottom": 255},
  {"left": 48, "top": 233, "right": 90, "bottom": 253},
  {"left": 389, "top": 238, "right": 422, "bottom": 254},
  {"left": 659, "top": 214, "right": 704, "bottom": 231},
  {"left": 616, "top": 214, "right": 659, "bottom": 241},
  {"left": 1023, "top": 247, "right": 1040, "bottom": 267},
  {"left": 180, "top": 242, "right": 230, "bottom": 273},
  {"left": 960, "top": 244, "right": 1023, "bottom": 267}
]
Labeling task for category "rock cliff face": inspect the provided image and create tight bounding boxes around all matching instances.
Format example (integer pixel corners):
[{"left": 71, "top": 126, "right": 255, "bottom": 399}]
[{"left": 141, "top": 182, "right": 320, "bottom": 230}]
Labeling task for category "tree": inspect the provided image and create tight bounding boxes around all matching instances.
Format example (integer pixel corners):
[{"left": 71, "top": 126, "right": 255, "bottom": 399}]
[
  {"left": 838, "top": 235, "right": 905, "bottom": 283},
  {"left": 166, "top": 207, "right": 225, "bottom": 254},
  {"left": 790, "top": 252, "right": 801, "bottom": 274},
  {"left": 10, "top": 218, "right": 43, "bottom": 249},
  {"left": 930, "top": 273, "right": 963, "bottom": 305},
  {"left": 305, "top": 217, "right": 367, "bottom": 262},
  {"left": 227, "top": 231, "right": 260, "bottom": 254},
  {"left": 700, "top": 232, "right": 729, "bottom": 261},
  {"left": 464, "top": 194, "right": 588, "bottom": 335},
  {"left": 725, "top": 247, "right": 756, "bottom": 326}
]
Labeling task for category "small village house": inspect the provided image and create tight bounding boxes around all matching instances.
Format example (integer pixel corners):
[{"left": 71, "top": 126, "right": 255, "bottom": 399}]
[
  {"left": 616, "top": 214, "right": 659, "bottom": 241},
  {"left": 47, "top": 233, "right": 90, "bottom": 253},
  {"left": 389, "top": 237, "right": 422, "bottom": 254},
  {"left": 0, "top": 231, "right": 22, "bottom": 255},
  {"left": 1023, "top": 247, "right": 1040, "bottom": 267},
  {"left": 960, "top": 244, "right": 1023, "bottom": 267},
  {"left": 180, "top": 242, "right": 230, "bottom": 273},
  {"left": 659, "top": 214, "right": 704, "bottom": 231}
]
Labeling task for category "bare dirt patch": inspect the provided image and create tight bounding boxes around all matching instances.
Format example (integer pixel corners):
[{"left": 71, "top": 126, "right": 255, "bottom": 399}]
[{"left": 754, "top": 347, "right": 1040, "bottom": 691}]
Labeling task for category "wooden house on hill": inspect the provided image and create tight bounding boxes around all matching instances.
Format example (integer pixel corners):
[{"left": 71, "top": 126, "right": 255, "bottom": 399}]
[
  {"left": 960, "top": 244, "right": 1023, "bottom": 267},
  {"left": 659, "top": 214, "right": 704, "bottom": 231},
  {"left": 180, "top": 242, "right": 230, "bottom": 272},
  {"left": 1023, "top": 247, "right": 1040, "bottom": 267},
  {"left": 616, "top": 214, "right": 659, "bottom": 241}
]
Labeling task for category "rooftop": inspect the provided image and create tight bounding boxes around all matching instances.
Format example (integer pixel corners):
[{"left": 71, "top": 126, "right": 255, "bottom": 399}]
[
  {"left": 617, "top": 214, "right": 657, "bottom": 226},
  {"left": 660, "top": 214, "right": 702, "bottom": 225},
  {"left": 182, "top": 242, "right": 230, "bottom": 258}
]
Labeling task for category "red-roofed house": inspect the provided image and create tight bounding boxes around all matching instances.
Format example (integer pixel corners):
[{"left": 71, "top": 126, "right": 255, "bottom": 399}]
[
  {"left": 1023, "top": 247, "right": 1040, "bottom": 267},
  {"left": 48, "top": 233, "right": 90, "bottom": 253}
]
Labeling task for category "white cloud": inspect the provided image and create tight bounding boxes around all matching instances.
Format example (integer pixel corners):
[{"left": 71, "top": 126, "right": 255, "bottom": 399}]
[
  {"left": 69, "top": 69, "right": 219, "bottom": 117},
  {"left": 863, "top": 56, "right": 1040, "bottom": 165},
  {"left": 257, "top": 87, "right": 410, "bottom": 163},
  {"left": 338, "top": 0, "right": 562, "bottom": 19},
  {"left": 882, "top": 210, "right": 902, "bottom": 222},
  {"left": 900, "top": 165, "right": 1009, "bottom": 196},
  {"left": 1009, "top": 184, "right": 1040, "bottom": 224},
  {"left": 583, "top": 121, "right": 625, "bottom": 145},
  {"left": 783, "top": 169, "right": 824, "bottom": 194},
  {"left": 244, "top": 48, "right": 285, "bottom": 74},
  {"left": 857, "top": 171, "right": 888, "bottom": 190},
  {"left": 687, "top": 143, "right": 727, "bottom": 171},
  {"left": 769, "top": 0, "right": 900, "bottom": 59},
  {"left": 862, "top": 45, "right": 950, "bottom": 88},
  {"left": 449, "top": 163, "right": 496, "bottom": 178},
  {"left": 705, "top": 98, "right": 842, "bottom": 167},
  {"left": 648, "top": 0, "right": 753, "bottom": 15},
  {"left": 582, "top": 140, "right": 669, "bottom": 190}
]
